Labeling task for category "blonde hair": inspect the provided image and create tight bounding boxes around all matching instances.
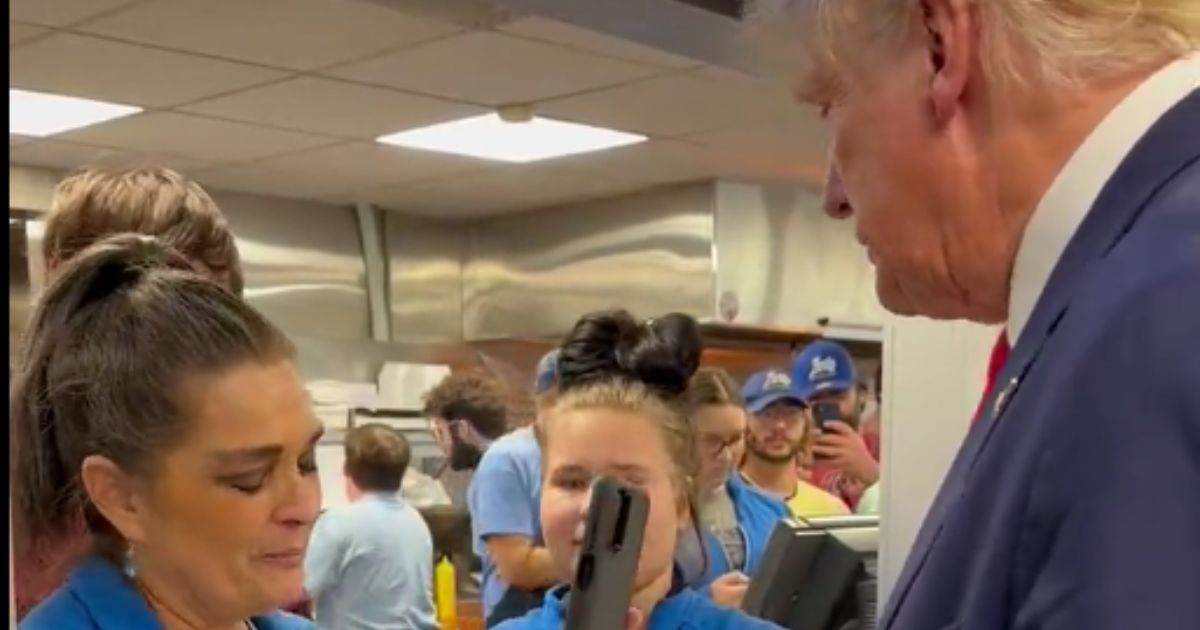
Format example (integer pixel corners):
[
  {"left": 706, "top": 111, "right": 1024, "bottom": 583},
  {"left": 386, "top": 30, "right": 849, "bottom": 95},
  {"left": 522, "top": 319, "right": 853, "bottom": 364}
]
[
  {"left": 544, "top": 380, "right": 700, "bottom": 511},
  {"left": 43, "top": 168, "right": 243, "bottom": 294},
  {"left": 759, "top": 0, "right": 1198, "bottom": 97},
  {"left": 686, "top": 367, "right": 744, "bottom": 409}
]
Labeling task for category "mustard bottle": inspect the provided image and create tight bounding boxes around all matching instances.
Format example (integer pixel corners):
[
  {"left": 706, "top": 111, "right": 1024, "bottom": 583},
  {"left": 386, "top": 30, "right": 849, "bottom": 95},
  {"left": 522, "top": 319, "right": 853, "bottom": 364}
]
[{"left": 434, "top": 553, "right": 457, "bottom": 630}]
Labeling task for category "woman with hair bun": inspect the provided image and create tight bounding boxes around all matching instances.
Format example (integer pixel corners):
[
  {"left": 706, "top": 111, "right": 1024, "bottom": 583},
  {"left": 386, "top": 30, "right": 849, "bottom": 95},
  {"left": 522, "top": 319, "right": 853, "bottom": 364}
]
[
  {"left": 495, "top": 309, "right": 782, "bottom": 630},
  {"left": 12, "top": 234, "right": 320, "bottom": 630}
]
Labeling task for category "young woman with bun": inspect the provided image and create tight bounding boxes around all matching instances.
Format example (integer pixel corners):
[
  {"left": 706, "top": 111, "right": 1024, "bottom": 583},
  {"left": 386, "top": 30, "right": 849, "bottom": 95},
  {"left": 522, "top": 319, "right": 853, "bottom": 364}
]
[
  {"left": 12, "top": 234, "right": 319, "bottom": 629},
  {"left": 494, "top": 309, "right": 782, "bottom": 630}
]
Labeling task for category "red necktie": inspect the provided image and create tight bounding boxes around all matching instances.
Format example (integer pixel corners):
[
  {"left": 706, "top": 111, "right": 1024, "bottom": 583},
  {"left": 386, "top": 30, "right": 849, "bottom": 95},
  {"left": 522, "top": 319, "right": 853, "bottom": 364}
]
[{"left": 973, "top": 330, "right": 1011, "bottom": 423}]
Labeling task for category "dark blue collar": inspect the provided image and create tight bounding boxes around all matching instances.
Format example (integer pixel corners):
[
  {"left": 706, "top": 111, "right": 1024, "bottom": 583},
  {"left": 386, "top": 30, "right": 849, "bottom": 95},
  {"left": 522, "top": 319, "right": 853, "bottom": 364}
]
[
  {"left": 546, "top": 578, "right": 701, "bottom": 628},
  {"left": 66, "top": 556, "right": 308, "bottom": 630}
]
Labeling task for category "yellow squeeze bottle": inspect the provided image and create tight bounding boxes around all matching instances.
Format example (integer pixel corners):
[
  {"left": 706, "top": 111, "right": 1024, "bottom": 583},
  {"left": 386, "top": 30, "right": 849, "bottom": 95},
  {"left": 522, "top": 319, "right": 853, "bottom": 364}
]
[{"left": 435, "top": 553, "right": 457, "bottom": 630}]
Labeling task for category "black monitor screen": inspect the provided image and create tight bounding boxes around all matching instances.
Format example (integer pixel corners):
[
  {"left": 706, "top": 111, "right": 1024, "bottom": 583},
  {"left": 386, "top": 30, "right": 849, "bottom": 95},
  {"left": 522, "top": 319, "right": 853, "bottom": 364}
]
[{"left": 742, "top": 516, "right": 878, "bottom": 630}]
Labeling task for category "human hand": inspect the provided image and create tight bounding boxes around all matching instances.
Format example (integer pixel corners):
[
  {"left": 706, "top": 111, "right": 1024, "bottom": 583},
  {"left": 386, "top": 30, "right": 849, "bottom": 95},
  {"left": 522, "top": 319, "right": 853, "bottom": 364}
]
[
  {"left": 623, "top": 607, "right": 646, "bottom": 630},
  {"left": 710, "top": 571, "right": 751, "bottom": 609},
  {"left": 813, "top": 421, "right": 880, "bottom": 486}
]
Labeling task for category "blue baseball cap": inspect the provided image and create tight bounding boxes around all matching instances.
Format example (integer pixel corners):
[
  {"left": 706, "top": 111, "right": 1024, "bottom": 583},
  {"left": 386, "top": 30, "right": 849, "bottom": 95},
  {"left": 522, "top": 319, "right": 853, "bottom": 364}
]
[
  {"left": 534, "top": 349, "right": 560, "bottom": 395},
  {"left": 742, "top": 369, "right": 806, "bottom": 414},
  {"left": 792, "top": 339, "right": 857, "bottom": 400}
]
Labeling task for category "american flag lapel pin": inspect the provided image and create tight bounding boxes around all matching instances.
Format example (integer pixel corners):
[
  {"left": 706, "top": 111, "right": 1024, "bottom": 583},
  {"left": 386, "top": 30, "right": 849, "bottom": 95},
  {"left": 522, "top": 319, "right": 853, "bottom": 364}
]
[{"left": 994, "top": 376, "right": 1019, "bottom": 417}]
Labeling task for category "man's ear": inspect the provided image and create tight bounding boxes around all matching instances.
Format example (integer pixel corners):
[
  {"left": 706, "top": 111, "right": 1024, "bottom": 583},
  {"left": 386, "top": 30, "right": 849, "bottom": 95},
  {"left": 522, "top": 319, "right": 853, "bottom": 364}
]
[
  {"left": 79, "top": 455, "right": 150, "bottom": 545},
  {"left": 920, "top": 0, "right": 977, "bottom": 125}
]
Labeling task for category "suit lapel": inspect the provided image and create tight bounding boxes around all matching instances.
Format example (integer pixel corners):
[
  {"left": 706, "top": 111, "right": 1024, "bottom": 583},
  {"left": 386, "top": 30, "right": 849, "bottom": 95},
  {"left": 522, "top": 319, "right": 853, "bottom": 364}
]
[{"left": 882, "top": 89, "right": 1200, "bottom": 629}]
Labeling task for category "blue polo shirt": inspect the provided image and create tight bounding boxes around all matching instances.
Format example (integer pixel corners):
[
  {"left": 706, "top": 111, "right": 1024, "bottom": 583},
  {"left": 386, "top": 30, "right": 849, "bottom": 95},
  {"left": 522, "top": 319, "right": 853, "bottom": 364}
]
[
  {"left": 697, "top": 474, "right": 789, "bottom": 587},
  {"left": 466, "top": 426, "right": 544, "bottom": 620},
  {"left": 20, "top": 556, "right": 312, "bottom": 630},
  {"left": 493, "top": 584, "right": 784, "bottom": 630}
]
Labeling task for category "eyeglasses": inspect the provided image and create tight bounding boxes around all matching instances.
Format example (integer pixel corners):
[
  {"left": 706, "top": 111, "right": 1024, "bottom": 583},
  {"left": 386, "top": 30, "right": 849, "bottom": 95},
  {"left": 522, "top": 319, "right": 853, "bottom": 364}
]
[{"left": 699, "top": 433, "right": 744, "bottom": 457}]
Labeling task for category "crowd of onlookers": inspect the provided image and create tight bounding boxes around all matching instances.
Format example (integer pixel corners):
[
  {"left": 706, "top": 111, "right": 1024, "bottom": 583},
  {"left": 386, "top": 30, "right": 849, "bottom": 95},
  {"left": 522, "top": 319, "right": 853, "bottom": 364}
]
[
  {"left": 10, "top": 167, "right": 878, "bottom": 629},
  {"left": 437, "top": 336, "right": 882, "bottom": 626}
]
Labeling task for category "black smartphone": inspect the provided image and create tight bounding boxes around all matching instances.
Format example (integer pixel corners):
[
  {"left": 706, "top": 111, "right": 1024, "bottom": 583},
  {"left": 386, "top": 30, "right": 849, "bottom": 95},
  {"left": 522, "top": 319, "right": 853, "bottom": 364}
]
[
  {"left": 812, "top": 402, "right": 842, "bottom": 431},
  {"left": 564, "top": 476, "right": 650, "bottom": 630}
]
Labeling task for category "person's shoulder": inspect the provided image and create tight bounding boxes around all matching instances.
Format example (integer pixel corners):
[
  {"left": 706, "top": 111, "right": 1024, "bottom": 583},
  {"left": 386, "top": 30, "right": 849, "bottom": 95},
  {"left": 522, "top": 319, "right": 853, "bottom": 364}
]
[
  {"left": 19, "top": 587, "right": 94, "bottom": 629},
  {"left": 490, "top": 605, "right": 551, "bottom": 630},
  {"left": 253, "top": 610, "right": 316, "bottom": 630},
  {"left": 491, "top": 426, "right": 541, "bottom": 457},
  {"left": 478, "top": 427, "right": 540, "bottom": 474},
  {"left": 678, "top": 592, "right": 783, "bottom": 630},
  {"left": 787, "top": 481, "right": 850, "bottom": 518},
  {"left": 730, "top": 475, "right": 789, "bottom": 517}
]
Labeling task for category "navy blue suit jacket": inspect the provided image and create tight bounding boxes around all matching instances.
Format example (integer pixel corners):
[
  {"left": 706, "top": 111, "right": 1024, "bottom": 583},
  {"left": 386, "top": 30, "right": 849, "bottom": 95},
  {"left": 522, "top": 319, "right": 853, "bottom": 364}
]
[{"left": 883, "top": 90, "right": 1200, "bottom": 630}]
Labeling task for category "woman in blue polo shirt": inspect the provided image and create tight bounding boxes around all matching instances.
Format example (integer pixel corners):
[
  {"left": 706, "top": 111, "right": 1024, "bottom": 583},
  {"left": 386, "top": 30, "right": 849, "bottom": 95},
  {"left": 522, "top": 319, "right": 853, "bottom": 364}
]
[
  {"left": 12, "top": 236, "right": 316, "bottom": 630},
  {"left": 684, "top": 368, "right": 789, "bottom": 607},
  {"left": 494, "top": 310, "right": 781, "bottom": 630}
]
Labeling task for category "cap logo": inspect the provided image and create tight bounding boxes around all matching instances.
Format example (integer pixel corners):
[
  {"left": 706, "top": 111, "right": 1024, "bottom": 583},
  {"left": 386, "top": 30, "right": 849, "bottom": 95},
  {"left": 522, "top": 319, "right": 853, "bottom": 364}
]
[
  {"left": 809, "top": 356, "right": 838, "bottom": 381},
  {"left": 763, "top": 371, "right": 792, "bottom": 391}
]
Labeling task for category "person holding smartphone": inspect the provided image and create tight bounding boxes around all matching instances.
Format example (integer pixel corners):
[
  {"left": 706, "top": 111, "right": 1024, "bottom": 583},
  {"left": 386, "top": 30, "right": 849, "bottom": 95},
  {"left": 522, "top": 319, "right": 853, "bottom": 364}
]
[
  {"left": 792, "top": 341, "right": 879, "bottom": 512},
  {"left": 494, "top": 310, "right": 781, "bottom": 630}
]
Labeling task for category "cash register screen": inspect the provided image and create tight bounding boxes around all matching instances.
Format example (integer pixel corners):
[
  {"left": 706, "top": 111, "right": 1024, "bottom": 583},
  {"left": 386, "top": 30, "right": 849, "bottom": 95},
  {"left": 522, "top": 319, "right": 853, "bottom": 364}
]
[{"left": 741, "top": 516, "right": 879, "bottom": 630}]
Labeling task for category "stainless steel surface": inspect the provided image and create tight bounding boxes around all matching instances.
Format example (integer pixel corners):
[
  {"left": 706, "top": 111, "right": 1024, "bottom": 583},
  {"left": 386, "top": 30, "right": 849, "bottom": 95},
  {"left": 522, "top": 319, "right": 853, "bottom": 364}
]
[
  {"left": 8, "top": 165, "right": 61, "bottom": 213},
  {"left": 803, "top": 515, "right": 880, "bottom": 554},
  {"left": 355, "top": 202, "right": 393, "bottom": 342},
  {"left": 385, "top": 212, "right": 466, "bottom": 343},
  {"left": 713, "top": 181, "right": 887, "bottom": 329},
  {"left": 212, "top": 190, "right": 371, "bottom": 341},
  {"left": 462, "top": 182, "right": 716, "bottom": 340},
  {"left": 365, "top": 0, "right": 760, "bottom": 72}
]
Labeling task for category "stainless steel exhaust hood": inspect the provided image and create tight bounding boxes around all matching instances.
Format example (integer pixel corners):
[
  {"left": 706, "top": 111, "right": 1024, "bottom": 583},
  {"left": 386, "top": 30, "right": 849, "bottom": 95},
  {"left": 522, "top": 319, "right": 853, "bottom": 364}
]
[{"left": 446, "top": 180, "right": 884, "bottom": 345}]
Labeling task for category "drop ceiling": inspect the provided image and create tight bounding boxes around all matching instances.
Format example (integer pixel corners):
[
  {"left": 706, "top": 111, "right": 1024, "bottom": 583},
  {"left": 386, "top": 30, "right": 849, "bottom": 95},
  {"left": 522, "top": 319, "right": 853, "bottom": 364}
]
[{"left": 8, "top": 0, "right": 829, "bottom": 219}]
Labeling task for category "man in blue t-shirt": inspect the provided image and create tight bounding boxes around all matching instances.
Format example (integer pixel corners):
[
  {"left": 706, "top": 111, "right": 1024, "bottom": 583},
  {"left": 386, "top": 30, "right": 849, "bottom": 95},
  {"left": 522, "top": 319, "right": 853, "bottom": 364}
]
[{"left": 467, "top": 350, "right": 560, "bottom": 626}]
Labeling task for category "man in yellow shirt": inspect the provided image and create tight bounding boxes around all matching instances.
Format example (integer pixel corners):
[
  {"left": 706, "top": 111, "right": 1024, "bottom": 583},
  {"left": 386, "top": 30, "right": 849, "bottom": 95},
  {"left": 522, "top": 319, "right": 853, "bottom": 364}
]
[{"left": 738, "top": 369, "right": 850, "bottom": 518}]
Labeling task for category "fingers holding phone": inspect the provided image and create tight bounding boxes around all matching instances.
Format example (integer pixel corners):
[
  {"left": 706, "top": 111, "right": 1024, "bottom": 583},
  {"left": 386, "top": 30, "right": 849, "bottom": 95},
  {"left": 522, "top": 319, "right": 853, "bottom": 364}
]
[{"left": 813, "top": 420, "right": 879, "bottom": 486}]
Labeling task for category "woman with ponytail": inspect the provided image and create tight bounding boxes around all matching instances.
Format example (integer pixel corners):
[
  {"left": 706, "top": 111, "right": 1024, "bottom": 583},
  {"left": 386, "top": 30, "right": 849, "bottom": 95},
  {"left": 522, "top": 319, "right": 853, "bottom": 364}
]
[
  {"left": 494, "top": 309, "right": 781, "bottom": 630},
  {"left": 12, "top": 234, "right": 318, "bottom": 630}
]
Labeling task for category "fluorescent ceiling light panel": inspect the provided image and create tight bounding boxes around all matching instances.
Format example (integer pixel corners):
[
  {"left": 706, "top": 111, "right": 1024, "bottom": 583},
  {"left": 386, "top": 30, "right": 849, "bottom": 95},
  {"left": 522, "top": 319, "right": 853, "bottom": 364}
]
[
  {"left": 376, "top": 113, "right": 646, "bottom": 163},
  {"left": 10, "top": 89, "right": 142, "bottom": 137}
]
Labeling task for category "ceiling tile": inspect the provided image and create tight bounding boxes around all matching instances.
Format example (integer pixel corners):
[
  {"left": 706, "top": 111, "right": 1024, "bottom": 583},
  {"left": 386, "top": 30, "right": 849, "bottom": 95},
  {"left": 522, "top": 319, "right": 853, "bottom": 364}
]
[
  {"left": 500, "top": 17, "right": 701, "bottom": 70},
  {"left": 554, "top": 140, "right": 719, "bottom": 186},
  {"left": 684, "top": 111, "right": 829, "bottom": 162},
  {"left": 181, "top": 77, "right": 482, "bottom": 140},
  {"left": 366, "top": 163, "right": 646, "bottom": 218},
  {"left": 188, "top": 164, "right": 353, "bottom": 202},
  {"left": 541, "top": 68, "right": 801, "bottom": 137},
  {"left": 254, "top": 142, "right": 485, "bottom": 192},
  {"left": 8, "top": 139, "right": 210, "bottom": 173},
  {"left": 325, "top": 31, "right": 663, "bottom": 106},
  {"left": 10, "top": 134, "right": 36, "bottom": 147},
  {"left": 9, "top": 0, "right": 139, "bottom": 27},
  {"left": 10, "top": 34, "right": 287, "bottom": 107},
  {"left": 9, "top": 22, "right": 50, "bottom": 47},
  {"left": 79, "top": 0, "right": 460, "bottom": 71},
  {"left": 58, "top": 112, "right": 335, "bottom": 162}
]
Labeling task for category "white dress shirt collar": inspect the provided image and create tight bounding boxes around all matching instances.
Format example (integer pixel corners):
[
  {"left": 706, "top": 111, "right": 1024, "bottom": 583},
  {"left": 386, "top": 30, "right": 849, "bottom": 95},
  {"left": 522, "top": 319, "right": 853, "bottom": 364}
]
[{"left": 1007, "top": 53, "right": 1200, "bottom": 344}]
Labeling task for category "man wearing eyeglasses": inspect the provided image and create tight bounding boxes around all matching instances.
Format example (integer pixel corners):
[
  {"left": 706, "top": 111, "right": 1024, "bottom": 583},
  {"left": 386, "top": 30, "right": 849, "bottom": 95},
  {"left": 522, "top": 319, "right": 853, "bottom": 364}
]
[{"left": 739, "top": 369, "right": 850, "bottom": 519}]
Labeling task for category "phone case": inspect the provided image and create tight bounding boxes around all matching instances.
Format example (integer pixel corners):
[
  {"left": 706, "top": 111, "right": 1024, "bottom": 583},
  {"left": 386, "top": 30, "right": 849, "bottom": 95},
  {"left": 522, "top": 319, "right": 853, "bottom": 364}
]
[{"left": 563, "top": 476, "right": 650, "bottom": 630}]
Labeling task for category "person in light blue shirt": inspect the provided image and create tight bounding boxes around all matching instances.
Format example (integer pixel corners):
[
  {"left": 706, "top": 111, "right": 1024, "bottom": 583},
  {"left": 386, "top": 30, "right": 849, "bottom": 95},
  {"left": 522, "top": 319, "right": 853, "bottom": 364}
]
[
  {"left": 304, "top": 424, "right": 437, "bottom": 630},
  {"left": 467, "top": 350, "right": 561, "bottom": 626},
  {"left": 495, "top": 309, "right": 781, "bottom": 630}
]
